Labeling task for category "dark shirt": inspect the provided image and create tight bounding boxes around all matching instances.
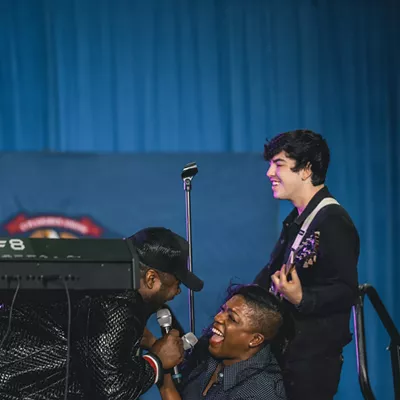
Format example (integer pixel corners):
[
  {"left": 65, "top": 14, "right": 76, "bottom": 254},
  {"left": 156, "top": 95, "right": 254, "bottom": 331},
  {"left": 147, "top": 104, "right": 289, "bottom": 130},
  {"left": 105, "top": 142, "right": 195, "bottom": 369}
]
[
  {"left": 254, "top": 187, "right": 360, "bottom": 360},
  {"left": 0, "top": 290, "right": 155, "bottom": 400},
  {"left": 181, "top": 344, "right": 286, "bottom": 400}
]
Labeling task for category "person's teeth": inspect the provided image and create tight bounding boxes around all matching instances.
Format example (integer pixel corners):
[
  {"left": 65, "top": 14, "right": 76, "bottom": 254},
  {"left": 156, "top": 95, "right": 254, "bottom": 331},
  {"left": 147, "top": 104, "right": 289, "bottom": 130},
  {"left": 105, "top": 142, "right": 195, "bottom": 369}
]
[{"left": 212, "top": 328, "right": 224, "bottom": 337}]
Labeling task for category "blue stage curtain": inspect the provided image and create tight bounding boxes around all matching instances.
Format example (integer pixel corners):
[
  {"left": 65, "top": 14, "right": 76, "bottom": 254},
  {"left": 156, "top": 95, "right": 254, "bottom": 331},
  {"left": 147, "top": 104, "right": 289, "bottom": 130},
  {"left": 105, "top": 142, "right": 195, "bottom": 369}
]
[{"left": 0, "top": 1, "right": 399, "bottom": 398}]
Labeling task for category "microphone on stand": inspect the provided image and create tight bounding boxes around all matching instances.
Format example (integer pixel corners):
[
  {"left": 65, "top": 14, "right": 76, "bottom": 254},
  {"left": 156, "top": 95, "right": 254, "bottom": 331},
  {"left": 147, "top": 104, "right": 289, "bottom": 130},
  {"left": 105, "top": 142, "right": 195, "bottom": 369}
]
[
  {"left": 181, "top": 162, "right": 198, "bottom": 335},
  {"left": 157, "top": 308, "right": 183, "bottom": 384}
]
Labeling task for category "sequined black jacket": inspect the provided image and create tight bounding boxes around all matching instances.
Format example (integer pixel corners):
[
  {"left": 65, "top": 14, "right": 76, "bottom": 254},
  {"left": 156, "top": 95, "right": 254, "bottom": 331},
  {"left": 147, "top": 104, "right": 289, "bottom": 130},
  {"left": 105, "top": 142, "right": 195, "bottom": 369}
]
[{"left": 0, "top": 290, "right": 155, "bottom": 399}]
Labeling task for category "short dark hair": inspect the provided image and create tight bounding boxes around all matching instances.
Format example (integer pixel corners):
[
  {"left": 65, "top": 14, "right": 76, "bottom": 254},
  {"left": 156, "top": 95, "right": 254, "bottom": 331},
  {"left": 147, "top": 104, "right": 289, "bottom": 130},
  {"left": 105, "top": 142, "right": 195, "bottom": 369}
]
[
  {"left": 264, "top": 129, "right": 330, "bottom": 185},
  {"left": 225, "top": 284, "right": 283, "bottom": 340}
]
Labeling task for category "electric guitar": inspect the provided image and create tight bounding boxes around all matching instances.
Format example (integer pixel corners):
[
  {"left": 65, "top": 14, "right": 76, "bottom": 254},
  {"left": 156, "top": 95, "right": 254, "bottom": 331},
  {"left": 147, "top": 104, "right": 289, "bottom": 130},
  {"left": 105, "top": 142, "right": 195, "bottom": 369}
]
[
  {"left": 286, "top": 230, "right": 320, "bottom": 275},
  {"left": 270, "top": 231, "right": 320, "bottom": 298}
]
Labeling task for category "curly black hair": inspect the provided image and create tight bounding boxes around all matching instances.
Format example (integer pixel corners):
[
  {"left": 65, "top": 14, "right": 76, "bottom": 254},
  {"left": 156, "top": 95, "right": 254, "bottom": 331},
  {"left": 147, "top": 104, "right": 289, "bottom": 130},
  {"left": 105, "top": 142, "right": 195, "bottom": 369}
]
[{"left": 264, "top": 129, "right": 330, "bottom": 185}]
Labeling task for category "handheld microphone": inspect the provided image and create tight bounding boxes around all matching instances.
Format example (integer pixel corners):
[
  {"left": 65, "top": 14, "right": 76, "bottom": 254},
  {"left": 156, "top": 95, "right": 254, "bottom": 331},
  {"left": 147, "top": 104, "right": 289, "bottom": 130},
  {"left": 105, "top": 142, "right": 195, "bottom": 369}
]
[
  {"left": 160, "top": 303, "right": 185, "bottom": 336},
  {"left": 156, "top": 308, "right": 182, "bottom": 384},
  {"left": 182, "top": 332, "right": 198, "bottom": 351}
]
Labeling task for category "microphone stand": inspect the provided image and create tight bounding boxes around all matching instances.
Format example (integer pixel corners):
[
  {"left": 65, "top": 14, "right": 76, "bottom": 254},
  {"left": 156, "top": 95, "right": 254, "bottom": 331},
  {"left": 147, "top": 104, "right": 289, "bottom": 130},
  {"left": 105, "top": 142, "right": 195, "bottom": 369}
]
[{"left": 181, "top": 162, "right": 198, "bottom": 335}]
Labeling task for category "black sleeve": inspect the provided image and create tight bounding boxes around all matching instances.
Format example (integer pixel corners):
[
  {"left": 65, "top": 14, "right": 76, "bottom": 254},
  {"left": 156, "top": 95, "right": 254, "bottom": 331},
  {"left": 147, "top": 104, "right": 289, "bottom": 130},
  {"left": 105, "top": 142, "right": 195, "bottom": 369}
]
[
  {"left": 253, "top": 262, "right": 273, "bottom": 288},
  {"left": 75, "top": 295, "right": 155, "bottom": 400},
  {"left": 297, "top": 213, "right": 359, "bottom": 315},
  {"left": 254, "top": 228, "right": 286, "bottom": 288}
]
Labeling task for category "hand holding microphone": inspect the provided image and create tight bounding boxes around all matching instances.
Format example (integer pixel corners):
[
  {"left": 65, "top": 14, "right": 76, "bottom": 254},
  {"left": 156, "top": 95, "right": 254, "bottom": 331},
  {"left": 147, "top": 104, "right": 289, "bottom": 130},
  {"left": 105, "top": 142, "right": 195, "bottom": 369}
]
[
  {"left": 151, "top": 328, "right": 184, "bottom": 372},
  {"left": 151, "top": 309, "right": 184, "bottom": 378},
  {"left": 154, "top": 308, "right": 198, "bottom": 384}
]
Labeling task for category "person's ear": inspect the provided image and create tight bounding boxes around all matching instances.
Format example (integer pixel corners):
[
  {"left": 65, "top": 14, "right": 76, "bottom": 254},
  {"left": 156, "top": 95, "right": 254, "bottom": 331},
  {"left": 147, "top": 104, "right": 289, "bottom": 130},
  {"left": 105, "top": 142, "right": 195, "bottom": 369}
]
[
  {"left": 301, "top": 162, "right": 312, "bottom": 181},
  {"left": 144, "top": 269, "right": 160, "bottom": 290},
  {"left": 249, "top": 333, "right": 264, "bottom": 348}
]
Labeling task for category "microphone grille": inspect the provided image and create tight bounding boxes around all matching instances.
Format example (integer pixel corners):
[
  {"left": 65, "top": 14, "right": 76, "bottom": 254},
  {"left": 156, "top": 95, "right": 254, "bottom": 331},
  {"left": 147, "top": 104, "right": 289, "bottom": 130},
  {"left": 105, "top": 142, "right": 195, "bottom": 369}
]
[
  {"left": 156, "top": 308, "right": 172, "bottom": 328},
  {"left": 182, "top": 332, "right": 198, "bottom": 350}
]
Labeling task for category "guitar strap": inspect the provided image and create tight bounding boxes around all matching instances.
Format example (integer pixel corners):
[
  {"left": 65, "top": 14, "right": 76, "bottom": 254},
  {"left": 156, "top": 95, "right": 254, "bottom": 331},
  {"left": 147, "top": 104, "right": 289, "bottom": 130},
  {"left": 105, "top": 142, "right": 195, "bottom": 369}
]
[{"left": 287, "top": 197, "right": 340, "bottom": 265}]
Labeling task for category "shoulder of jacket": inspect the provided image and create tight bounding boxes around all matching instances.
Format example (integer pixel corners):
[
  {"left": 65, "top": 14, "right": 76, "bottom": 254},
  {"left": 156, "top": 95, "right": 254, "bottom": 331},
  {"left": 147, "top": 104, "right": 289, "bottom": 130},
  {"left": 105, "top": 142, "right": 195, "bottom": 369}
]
[{"left": 311, "top": 203, "right": 357, "bottom": 231}]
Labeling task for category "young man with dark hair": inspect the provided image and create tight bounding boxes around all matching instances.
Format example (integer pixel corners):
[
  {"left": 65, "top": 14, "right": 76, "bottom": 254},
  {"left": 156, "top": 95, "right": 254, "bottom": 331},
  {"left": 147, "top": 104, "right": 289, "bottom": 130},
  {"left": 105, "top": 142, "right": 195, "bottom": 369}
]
[
  {"left": 0, "top": 227, "right": 203, "bottom": 400},
  {"left": 157, "top": 284, "right": 287, "bottom": 400},
  {"left": 254, "top": 130, "right": 359, "bottom": 400}
]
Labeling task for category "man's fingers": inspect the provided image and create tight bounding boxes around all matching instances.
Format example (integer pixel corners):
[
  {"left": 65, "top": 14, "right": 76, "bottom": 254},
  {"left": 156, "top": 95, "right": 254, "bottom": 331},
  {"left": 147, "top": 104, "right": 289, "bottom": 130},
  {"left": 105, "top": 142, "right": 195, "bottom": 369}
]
[
  {"left": 291, "top": 267, "right": 300, "bottom": 283},
  {"left": 280, "top": 265, "right": 288, "bottom": 284},
  {"left": 271, "top": 274, "right": 279, "bottom": 286}
]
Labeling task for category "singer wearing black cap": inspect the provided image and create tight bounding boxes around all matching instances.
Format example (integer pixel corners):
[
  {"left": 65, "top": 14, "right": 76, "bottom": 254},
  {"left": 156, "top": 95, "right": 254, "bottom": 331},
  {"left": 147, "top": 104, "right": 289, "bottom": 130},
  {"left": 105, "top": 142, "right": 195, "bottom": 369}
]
[
  {"left": 158, "top": 284, "right": 287, "bottom": 400},
  {"left": 0, "top": 227, "right": 203, "bottom": 400}
]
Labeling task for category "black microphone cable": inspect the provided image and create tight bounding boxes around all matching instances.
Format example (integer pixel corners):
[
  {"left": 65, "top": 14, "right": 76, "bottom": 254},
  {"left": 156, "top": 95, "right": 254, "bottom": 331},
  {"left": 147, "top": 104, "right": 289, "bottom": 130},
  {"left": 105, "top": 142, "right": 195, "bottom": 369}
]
[
  {"left": 62, "top": 278, "right": 72, "bottom": 400},
  {"left": 0, "top": 276, "right": 21, "bottom": 349}
]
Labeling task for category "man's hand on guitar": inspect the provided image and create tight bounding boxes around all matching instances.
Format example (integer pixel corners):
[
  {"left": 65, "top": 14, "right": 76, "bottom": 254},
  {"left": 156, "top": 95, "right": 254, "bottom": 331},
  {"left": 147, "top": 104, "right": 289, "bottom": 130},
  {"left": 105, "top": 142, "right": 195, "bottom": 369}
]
[{"left": 271, "top": 265, "right": 303, "bottom": 306}]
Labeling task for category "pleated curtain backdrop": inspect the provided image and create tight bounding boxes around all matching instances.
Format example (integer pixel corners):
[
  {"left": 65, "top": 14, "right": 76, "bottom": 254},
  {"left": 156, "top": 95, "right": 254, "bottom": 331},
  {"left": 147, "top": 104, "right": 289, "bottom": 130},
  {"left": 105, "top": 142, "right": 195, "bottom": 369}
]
[{"left": 0, "top": 0, "right": 399, "bottom": 399}]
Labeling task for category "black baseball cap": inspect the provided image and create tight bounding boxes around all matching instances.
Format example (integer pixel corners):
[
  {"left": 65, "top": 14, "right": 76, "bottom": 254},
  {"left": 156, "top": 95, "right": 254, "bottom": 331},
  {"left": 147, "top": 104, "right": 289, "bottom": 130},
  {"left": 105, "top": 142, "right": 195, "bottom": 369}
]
[{"left": 128, "top": 227, "right": 204, "bottom": 292}]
